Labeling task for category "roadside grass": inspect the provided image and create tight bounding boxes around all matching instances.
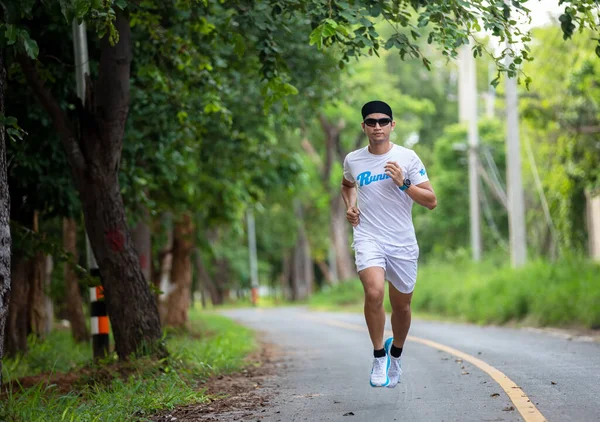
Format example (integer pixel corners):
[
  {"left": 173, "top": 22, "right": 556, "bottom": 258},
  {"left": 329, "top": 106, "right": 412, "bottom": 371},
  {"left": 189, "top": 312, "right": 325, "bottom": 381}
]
[
  {"left": 309, "top": 256, "right": 600, "bottom": 329},
  {"left": 198, "top": 295, "right": 300, "bottom": 310},
  {"left": 0, "top": 308, "right": 256, "bottom": 422}
]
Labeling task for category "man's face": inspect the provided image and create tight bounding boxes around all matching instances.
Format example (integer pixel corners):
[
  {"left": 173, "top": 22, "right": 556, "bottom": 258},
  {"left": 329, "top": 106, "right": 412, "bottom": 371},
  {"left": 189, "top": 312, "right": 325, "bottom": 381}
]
[{"left": 361, "top": 113, "right": 395, "bottom": 144}]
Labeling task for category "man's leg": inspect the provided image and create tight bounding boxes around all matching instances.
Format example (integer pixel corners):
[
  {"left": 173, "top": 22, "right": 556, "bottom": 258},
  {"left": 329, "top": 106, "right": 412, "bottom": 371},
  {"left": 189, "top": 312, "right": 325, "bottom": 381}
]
[
  {"left": 358, "top": 266, "right": 386, "bottom": 350},
  {"left": 384, "top": 282, "right": 413, "bottom": 388},
  {"left": 388, "top": 283, "right": 412, "bottom": 349},
  {"left": 359, "top": 266, "right": 390, "bottom": 387}
]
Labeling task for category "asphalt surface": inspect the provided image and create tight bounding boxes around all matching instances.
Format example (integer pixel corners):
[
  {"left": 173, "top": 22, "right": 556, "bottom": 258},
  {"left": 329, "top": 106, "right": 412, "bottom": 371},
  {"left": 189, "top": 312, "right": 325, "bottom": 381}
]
[{"left": 221, "top": 307, "right": 600, "bottom": 422}]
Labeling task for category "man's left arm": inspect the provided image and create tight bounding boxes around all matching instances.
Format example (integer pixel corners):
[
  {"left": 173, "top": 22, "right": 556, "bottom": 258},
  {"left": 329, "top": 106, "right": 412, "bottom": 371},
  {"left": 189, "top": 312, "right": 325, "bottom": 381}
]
[
  {"left": 385, "top": 155, "right": 437, "bottom": 210},
  {"left": 405, "top": 181, "right": 437, "bottom": 210}
]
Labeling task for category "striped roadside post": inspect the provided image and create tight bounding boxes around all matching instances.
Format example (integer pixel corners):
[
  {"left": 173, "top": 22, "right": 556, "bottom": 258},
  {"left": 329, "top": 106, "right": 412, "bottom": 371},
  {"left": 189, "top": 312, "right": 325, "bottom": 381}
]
[{"left": 90, "top": 268, "right": 109, "bottom": 359}]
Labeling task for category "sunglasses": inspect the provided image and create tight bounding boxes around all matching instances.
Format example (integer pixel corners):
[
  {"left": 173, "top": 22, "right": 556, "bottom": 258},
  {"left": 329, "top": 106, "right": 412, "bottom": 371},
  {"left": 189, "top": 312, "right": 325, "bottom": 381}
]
[{"left": 364, "top": 118, "right": 392, "bottom": 127}]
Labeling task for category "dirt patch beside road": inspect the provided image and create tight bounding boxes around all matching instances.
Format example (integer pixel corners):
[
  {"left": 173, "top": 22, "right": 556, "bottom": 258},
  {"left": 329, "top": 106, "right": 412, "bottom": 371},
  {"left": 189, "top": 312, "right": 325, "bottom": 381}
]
[{"left": 152, "top": 338, "right": 285, "bottom": 422}]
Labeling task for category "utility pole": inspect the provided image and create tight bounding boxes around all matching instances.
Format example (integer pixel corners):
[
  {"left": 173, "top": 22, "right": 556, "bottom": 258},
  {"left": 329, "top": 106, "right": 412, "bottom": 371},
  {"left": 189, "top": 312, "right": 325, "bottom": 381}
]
[
  {"left": 486, "top": 62, "right": 496, "bottom": 118},
  {"left": 72, "top": 20, "right": 109, "bottom": 359},
  {"left": 458, "top": 44, "right": 482, "bottom": 261},
  {"left": 504, "top": 41, "right": 527, "bottom": 267},
  {"left": 247, "top": 209, "right": 259, "bottom": 306}
]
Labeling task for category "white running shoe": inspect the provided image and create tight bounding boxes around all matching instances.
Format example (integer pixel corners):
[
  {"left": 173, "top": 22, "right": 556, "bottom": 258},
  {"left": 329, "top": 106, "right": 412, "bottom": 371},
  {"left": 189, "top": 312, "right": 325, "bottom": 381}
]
[
  {"left": 369, "top": 355, "right": 390, "bottom": 387},
  {"left": 384, "top": 337, "right": 402, "bottom": 388}
]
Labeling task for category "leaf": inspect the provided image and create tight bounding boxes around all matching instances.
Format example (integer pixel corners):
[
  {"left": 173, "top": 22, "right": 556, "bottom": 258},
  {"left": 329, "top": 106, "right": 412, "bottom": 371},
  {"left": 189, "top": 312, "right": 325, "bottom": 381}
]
[
  {"left": 5, "top": 24, "right": 17, "bottom": 45},
  {"left": 370, "top": 4, "right": 381, "bottom": 17},
  {"left": 359, "top": 17, "right": 373, "bottom": 28},
  {"left": 21, "top": 31, "right": 39, "bottom": 59},
  {"left": 336, "top": 25, "right": 350, "bottom": 37},
  {"left": 309, "top": 27, "right": 323, "bottom": 49},
  {"left": 422, "top": 57, "right": 431, "bottom": 71},
  {"left": 204, "top": 103, "right": 221, "bottom": 113},
  {"left": 233, "top": 34, "right": 246, "bottom": 57}
]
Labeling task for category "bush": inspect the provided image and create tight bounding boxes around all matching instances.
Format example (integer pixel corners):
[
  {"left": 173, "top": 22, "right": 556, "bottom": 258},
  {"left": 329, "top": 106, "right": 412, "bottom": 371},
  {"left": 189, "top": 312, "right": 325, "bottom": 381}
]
[{"left": 309, "top": 256, "right": 600, "bottom": 329}]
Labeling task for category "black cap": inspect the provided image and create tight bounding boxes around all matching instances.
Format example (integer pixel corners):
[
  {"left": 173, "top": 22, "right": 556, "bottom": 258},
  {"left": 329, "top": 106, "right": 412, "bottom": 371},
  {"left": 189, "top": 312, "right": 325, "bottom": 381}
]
[{"left": 361, "top": 100, "right": 393, "bottom": 120}]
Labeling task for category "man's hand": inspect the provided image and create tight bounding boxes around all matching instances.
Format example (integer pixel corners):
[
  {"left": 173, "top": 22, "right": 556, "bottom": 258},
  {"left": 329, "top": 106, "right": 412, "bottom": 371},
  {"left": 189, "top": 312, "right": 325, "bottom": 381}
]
[
  {"left": 346, "top": 206, "right": 360, "bottom": 227},
  {"left": 384, "top": 161, "right": 404, "bottom": 187}
]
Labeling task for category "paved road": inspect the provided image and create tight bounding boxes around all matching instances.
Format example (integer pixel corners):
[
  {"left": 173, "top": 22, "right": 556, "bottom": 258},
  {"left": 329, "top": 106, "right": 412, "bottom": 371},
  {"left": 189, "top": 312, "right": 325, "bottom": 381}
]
[{"left": 221, "top": 307, "right": 600, "bottom": 422}]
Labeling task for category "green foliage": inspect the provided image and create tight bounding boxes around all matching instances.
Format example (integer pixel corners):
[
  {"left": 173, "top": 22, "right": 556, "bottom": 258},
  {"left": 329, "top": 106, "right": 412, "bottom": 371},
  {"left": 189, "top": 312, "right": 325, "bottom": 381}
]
[
  {"left": 5, "top": 3, "right": 83, "bottom": 221},
  {"left": 1, "top": 311, "right": 256, "bottom": 422},
  {"left": 412, "top": 118, "right": 508, "bottom": 258},
  {"left": 10, "top": 220, "right": 98, "bottom": 286},
  {"left": 309, "top": 255, "right": 600, "bottom": 328},
  {"left": 520, "top": 25, "right": 600, "bottom": 252},
  {"left": 310, "top": 280, "right": 365, "bottom": 311},
  {"left": 410, "top": 254, "right": 600, "bottom": 327}
]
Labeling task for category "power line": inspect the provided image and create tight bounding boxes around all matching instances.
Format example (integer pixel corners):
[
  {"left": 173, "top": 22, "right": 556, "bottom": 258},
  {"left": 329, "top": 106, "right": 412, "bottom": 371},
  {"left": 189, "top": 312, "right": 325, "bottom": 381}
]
[
  {"left": 479, "top": 177, "right": 509, "bottom": 251},
  {"left": 523, "top": 133, "right": 561, "bottom": 260}
]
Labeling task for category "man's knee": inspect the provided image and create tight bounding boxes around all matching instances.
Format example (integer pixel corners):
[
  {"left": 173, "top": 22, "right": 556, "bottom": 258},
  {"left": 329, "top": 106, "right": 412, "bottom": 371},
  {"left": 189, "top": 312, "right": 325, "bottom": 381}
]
[
  {"left": 392, "top": 301, "right": 411, "bottom": 314},
  {"left": 364, "top": 286, "right": 384, "bottom": 308}
]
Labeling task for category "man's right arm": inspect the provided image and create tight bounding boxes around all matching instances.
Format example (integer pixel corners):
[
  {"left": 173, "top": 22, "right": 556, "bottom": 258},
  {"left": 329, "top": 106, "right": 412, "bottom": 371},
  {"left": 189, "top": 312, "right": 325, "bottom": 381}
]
[{"left": 341, "top": 178, "right": 360, "bottom": 226}]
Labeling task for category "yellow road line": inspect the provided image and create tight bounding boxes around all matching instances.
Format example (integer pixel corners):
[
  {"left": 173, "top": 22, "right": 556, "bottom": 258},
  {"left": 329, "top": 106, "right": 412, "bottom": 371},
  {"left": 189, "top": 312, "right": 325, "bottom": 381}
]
[{"left": 303, "top": 315, "right": 548, "bottom": 422}]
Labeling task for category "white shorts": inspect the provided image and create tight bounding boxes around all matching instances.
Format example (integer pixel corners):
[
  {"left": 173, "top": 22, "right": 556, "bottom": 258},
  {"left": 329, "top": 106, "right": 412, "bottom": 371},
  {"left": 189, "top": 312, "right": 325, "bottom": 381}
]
[{"left": 353, "top": 240, "right": 419, "bottom": 294}]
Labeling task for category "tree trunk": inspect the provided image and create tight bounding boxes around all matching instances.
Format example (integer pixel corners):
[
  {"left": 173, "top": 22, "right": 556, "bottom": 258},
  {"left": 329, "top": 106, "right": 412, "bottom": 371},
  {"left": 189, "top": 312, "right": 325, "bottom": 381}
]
[
  {"left": 5, "top": 252, "right": 30, "bottom": 356},
  {"left": 19, "top": 11, "right": 164, "bottom": 359},
  {"left": 195, "top": 248, "right": 222, "bottom": 306},
  {"left": 205, "top": 276, "right": 224, "bottom": 305},
  {"left": 281, "top": 252, "right": 292, "bottom": 301},
  {"left": 316, "top": 260, "right": 333, "bottom": 284},
  {"left": 165, "top": 214, "right": 194, "bottom": 328},
  {"left": 291, "top": 202, "right": 314, "bottom": 301},
  {"left": 0, "top": 48, "right": 11, "bottom": 384},
  {"left": 156, "top": 213, "right": 173, "bottom": 321},
  {"left": 318, "top": 115, "right": 355, "bottom": 283},
  {"left": 132, "top": 206, "right": 152, "bottom": 282},
  {"left": 214, "top": 257, "right": 230, "bottom": 304},
  {"left": 331, "top": 194, "right": 354, "bottom": 281},
  {"left": 29, "top": 212, "right": 48, "bottom": 338},
  {"left": 193, "top": 249, "right": 207, "bottom": 309},
  {"left": 44, "top": 255, "right": 54, "bottom": 335},
  {"left": 203, "top": 229, "right": 226, "bottom": 306},
  {"left": 79, "top": 169, "right": 164, "bottom": 358},
  {"left": 63, "top": 217, "right": 89, "bottom": 342}
]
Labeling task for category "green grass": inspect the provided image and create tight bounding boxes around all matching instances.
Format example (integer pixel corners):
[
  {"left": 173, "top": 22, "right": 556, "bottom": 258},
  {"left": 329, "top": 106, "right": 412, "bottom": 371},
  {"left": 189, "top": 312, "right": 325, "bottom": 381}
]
[
  {"left": 0, "top": 307, "right": 257, "bottom": 422},
  {"left": 2, "top": 330, "right": 92, "bottom": 381},
  {"left": 309, "top": 256, "right": 600, "bottom": 329}
]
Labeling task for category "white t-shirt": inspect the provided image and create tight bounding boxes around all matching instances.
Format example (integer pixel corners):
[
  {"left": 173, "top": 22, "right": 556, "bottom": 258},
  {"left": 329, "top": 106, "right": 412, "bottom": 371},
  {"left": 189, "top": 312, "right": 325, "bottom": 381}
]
[{"left": 343, "top": 143, "right": 429, "bottom": 249}]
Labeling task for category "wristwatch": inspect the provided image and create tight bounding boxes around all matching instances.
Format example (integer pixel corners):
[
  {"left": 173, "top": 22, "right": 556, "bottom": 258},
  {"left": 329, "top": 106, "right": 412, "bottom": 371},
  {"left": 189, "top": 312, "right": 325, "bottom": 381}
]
[{"left": 399, "top": 178, "right": 411, "bottom": 191}]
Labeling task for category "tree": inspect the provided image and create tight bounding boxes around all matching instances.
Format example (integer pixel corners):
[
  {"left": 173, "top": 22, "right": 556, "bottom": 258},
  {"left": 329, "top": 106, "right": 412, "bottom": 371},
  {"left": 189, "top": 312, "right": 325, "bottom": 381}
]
[
  {"left": 0, "top": 44, "right": 11, "bottom": 386},
  {"left": 14, "top": 7, "right": 165, "bottom": 359}
]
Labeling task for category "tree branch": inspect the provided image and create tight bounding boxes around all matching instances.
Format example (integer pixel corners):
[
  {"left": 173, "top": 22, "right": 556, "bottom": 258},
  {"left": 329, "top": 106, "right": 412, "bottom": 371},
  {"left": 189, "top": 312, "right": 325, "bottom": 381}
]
[
  {"left": 301, "top": 138, "right": 324, "bottom": 172},
  {"left": 477, "top": 161, "right": 508, "bottom": 210},
  {"left": 576, "top": 125, "right": 600, "bottom": 134},
  {"left": 17, "top": 55, "right": 86, "bottom": 172},
  {"left": 337, "top": 130, "right": 365, "bottom": 162}
]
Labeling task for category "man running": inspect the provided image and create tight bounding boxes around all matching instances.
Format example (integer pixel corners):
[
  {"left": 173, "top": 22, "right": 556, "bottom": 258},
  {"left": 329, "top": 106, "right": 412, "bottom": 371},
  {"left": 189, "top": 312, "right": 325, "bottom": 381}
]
[{"left": 341, "top": 100, "right": 437, "bottom": 388}]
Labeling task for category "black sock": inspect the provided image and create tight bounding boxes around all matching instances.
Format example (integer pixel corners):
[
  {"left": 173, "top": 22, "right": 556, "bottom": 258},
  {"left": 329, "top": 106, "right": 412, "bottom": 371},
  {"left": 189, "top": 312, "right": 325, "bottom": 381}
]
[
  {"left": 390, "top": 345, "right": 403, "bottom": 358},
  {"left": 374, "top": 348, "right": 386, "bottom": 358}
]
